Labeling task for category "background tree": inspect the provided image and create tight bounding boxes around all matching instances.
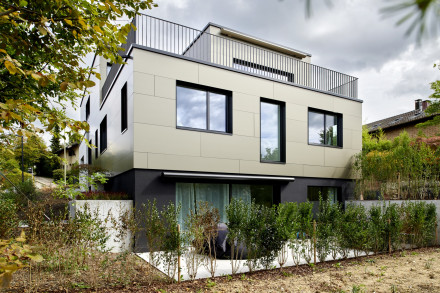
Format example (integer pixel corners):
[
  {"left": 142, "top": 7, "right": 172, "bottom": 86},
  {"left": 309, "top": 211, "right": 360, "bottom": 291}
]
[
  {"left": 417, "top": 64, "right": 440, "bottom": 128},
  {"left": 50, "top": 124, "right": 61, "bottom": 154},
  {"left": 0, "top": 0, "right": 157, "bottom": 140}
]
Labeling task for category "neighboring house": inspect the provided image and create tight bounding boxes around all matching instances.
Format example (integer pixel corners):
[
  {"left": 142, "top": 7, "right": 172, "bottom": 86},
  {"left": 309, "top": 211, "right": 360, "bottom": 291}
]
[
  {"left": 366, "top": 99, "right": 439, "bottom": 139},
  {"left": 55, "top": 143, "right": 79, "bottom": 171},
  {"left": 79, "top": 15, "right": 362, "bottom": 248}
]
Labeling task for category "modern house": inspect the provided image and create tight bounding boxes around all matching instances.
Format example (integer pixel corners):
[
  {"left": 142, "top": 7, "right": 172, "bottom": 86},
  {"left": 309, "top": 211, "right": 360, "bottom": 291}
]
[
  {"left": 79, "top": 15, "right": 362, "bottom": 237},
  {"left": 366, "top": 99, "right": 438, "bottom": 140}
]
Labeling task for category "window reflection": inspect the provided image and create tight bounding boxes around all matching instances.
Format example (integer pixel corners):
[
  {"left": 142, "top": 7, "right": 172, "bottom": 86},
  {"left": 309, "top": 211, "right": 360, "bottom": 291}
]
[{"left": 261, "top": 102, "right": 281, "bottom": 161}]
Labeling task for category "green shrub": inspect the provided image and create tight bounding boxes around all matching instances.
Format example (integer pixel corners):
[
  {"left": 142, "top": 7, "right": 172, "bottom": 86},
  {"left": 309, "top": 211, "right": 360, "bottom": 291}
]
[
  {"left": 226, "top": 198, "right": 248, "bottom": 274},
  {"left": 0, "top": 199, "right": 19, "bottom": 238},
  {"left": 403, "top": 202, "right": 437, "bottom": 248},
  {"left": 160, "top": 203, "right": 181, "bottom": 279},
  {"left": 257, "top": 205, "right": 283, "bottom": 270},
  {"left": 297, "top": 201, "right": 313, "bottom": 264},
  {"left": 340, "top": 204, "right": 368, "bottom": 257},
  {"left": 316, "top": 196, "right": 338, "bottom": 262},
  {"left": 383, "top": 203, "right": 403, "bottom": 252},
  {"left": 276, "top": 202, "right": 299, "bottom": 267},
  {"left": 367, "top": 204, "right": 386, "bottom": 254}
]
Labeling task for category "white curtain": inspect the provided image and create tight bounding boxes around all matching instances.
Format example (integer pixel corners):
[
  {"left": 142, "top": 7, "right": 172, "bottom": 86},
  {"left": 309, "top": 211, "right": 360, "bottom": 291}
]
[
  {"left": 176, "top": 182, "right": 229, "bottom": 226},
  {"left": 176, "top": 183, "right": 195, "bottom": 228},
  {"left": 231, "top": 184, "right": 252, "bottom": 203}
]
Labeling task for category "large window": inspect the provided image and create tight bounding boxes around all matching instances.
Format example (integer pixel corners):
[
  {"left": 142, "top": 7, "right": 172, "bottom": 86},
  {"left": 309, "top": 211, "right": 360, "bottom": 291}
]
[
  {"left": 99, "top": 116, "right": 107, "bottom": 154},
  {"left": 308, "top": 109, "right": 342, "bottom": 147},
  {"left": 176, "top": 82, "right": 232, "bottom": 133},
  {"left": 95, "top": 130, "right": 98, "bottom": 159},
  {"left": 87, "top": 139, "right": 92, "bottom": 165},
  {"left": 307, "top": 186, "right": 339, "bottom": 203},
  {"left": 260, "top": 99, "right": 285, "bottom": 162},
  {"left": 176, "top": 183, "right": 273, "bottom": 227},
  {"left": 121, "top": 82, "right": 127, "bottom": 133},
  {"left": 85, "top": 97, "right": 90, "bottom": 121}
]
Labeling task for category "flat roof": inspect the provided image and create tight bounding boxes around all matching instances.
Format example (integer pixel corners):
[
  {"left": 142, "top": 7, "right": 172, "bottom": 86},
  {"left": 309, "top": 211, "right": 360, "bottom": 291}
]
[{"left": 202, "top": 22, "right": 312, "bottom": 59}]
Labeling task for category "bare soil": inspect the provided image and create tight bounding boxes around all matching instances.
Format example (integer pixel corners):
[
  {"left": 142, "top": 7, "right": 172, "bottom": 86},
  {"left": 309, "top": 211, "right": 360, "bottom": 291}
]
[{"left": 5, "top": 247, "right": 440, "bottom": 293}]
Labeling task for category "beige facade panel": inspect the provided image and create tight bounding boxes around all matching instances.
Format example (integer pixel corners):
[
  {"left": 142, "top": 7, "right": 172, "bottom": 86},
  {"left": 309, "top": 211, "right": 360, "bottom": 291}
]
[
  {"left": 133, "top": 124, "right": 201, "bottom": 157},
  {"left": 342, "top": 129, "right": 353, "bottom": 150},
  {"left": 253, "top": 113, "right": 260, "bottom": 138},
  {"left": 286, "top": 103, "right": 308, "bottom": 122},
  {"left": 324, "top": 147, "right": 357, "bottom": 168},
  {"left": 273, "top": 82, "right": 334, "bottom": 111},
  {"left": 304, "top": 165, "right": 339, "bottom": 178},
  {"left": 286, "top": 119, "right": 307, "bottom": 143},
  {"left": 133, "top": 50, "right": 199, "bottom": 84},
  {"left": 154, "top": 76, "right": 176, "bottom": 100},
  {"left": 286, "top": 142, "right": 325, "bottom": 166},
  {"left": 233, "top": 110, "right": 255, "bottom": 137},
  {"left": 351, "top": 130, "right": 363, "bottom": 151},
  {"left": 147, "top": 153, "right": 240, "bottom": 173},
  {"left": 343, "top": 114, "right": 363, "bottom": 132},
  {"left": 133, "top": 152, "right": 148, "bottom": 169},
  {"left": 233, "top": 92, "right": 260, "bottom": 114},
  {"left": 200, "top": 132, "right": 259, "bottom": 161},
  {"left": 334, "top": 97, "right": 363, "bottom": 118},
  {"left": 133, "top": 94, "right": 175, "bottom": 127},
  {"left": 239, "top": 160, "right": 304, "bottom": 177},
  {"left": 133, "top": 72, "right": 154, "bottom": 96},
  {"left": 198, "top": 65, "right": 274, "bottom": 99}
]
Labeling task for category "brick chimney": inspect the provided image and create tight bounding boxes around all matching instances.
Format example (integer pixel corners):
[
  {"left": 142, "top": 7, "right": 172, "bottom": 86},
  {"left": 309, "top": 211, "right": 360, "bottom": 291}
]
[{"left": 422, "top": 100, "right": 431, "bottom": 111}]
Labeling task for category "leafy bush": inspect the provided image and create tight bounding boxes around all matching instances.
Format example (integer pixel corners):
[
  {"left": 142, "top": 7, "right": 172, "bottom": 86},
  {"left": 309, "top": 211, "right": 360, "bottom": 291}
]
[
  {"left": 276, "top": 202, "right": 299, "bottom": 267},
  {"left": 257, "top": 205, "right": 283, "bottom": 270},
  {"left": 226, "top": 198, "right": 248, "bottom": 274},
  {"left": 0, "top": 231, "right": 43, "bottom": 289},
  {"left": 316, "top": 196, "right": 341, "bottom": 262},
  {"left": 402, "top": 202, "right": 437, "bottom": 247},
  {"left": 0, "top": 199, "right": 19, "bottom": 238},
  {"left": 367, "top": 204, "right": 386, "bottom": 254},
  {"left": 340, "top": 204, "right": 368, "bottom": 257}
]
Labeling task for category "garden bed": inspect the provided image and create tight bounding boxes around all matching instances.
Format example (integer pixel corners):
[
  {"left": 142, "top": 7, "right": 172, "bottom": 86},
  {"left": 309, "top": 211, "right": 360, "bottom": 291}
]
[{"left": 5, "top": 247, "right": 440, "bottom": 292}]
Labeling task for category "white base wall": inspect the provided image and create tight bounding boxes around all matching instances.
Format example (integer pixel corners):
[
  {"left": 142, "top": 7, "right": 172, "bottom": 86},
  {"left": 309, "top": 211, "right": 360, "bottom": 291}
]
[{"left": 69, "top": 200, "right": 133, "bottom": 253}]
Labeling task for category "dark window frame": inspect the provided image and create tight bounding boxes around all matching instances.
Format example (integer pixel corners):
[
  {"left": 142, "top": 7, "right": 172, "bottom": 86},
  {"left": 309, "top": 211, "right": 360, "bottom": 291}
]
[
  {"left": 95, "top": 129, "right": 98, "bottom": 159},
  {"left": 308, "top": 108, "right": 343, "bottom": 148},
  {"left": 176, "top": 81, "right": 232, "bottom": 134},
  {"left": 121, "top": 82, "right": 128, "bottom": 133},
  {"left": 87, "top": 139, "right": 92, "bottom": 165},
  {"left": 99, "top": 116, "right": 107, "bottom": 154},
  {"left": 85, "top": 97, "right": 90, "bottom": 121},
  {"left": 260, "top": 98, "right": 286, "bottom": 164},
  {"left": 307, "top": 186, "right": 342, "bottom": 203}
]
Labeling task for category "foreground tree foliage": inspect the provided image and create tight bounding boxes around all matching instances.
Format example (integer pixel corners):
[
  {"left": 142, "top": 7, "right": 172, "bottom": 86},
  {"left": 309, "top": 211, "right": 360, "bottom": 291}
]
[{"left": 0, "top": 0, "right": 157, "bottom": 139}]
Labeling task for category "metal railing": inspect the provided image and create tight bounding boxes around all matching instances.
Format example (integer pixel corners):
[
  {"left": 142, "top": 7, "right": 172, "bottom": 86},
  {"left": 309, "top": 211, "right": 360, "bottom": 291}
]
[{"left": 104, "top": 14, "right": 358, "bottom": 100}]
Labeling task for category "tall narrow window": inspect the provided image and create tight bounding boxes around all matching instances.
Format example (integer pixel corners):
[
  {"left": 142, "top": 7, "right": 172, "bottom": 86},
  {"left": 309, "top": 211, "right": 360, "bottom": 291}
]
[
  {"left": 308, "top": 109, "right": 342, "bottom": 147},
  {"left": 176, "top": 81, "right": 232, "bottom": 133},
  {"left": 95, "top": 129, "right": 98, "bottom": 159},
  {"left": 121, "top": 82, "right": 128, "bottom": 132},
  {"left": 85, "top": 97, "right": 90, "bottom": 121},
  {"left": 260, "top": 99, "right": 285, "bottom": 162},
  {"left": 100, "top": 116, "right": 107, "bottom": 153},
  {"left": 87, "top": 139, "right": 92, "bottom": 164}
]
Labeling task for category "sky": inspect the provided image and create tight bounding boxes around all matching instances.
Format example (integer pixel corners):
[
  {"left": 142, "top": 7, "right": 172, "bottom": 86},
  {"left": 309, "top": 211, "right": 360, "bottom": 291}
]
[{"left": 138, "top": 0, "right": 440, "bottom": 124}]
